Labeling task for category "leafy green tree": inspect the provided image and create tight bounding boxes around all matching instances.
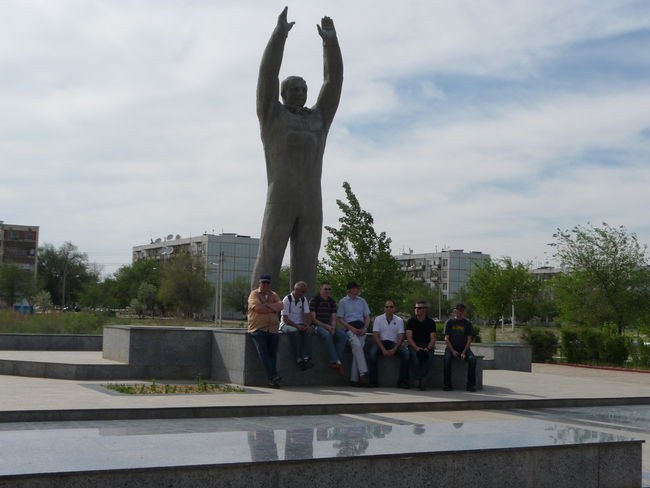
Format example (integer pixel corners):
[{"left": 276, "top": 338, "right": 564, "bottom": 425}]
[
  {"left": 157, "top": 253, "right": 213, "bottom": 318},
  {"left": 550, "top": 222, "right": 650, "bottom": 334},
  {"left": 222, "top": 276, "right": 251, "bottom": 318},
  {"left": 37, "top": 242, "right": 97, "bottom": 308},
  {"left": 465, "top": 257, "right": 539, "bottom": 325},
  {"left": 137, "top": 282, "right": 158, "bottom": 317},
  {"left": 0, "top": 264, "right": 35, "bottom": 306},
  {"left": 32, "top": 290, "right": 53, "bottom": 312},
  {"left": 319, "top": 181, "right": 410, "bottom": 315},
  {"left": 111, "top": 260, "right": 161, "bottom": 308}
]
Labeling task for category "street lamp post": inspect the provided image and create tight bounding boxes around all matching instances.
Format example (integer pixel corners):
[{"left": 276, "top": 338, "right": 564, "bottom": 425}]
[{"left": 211, "top": 251, "right": 225, "bottom": 326}]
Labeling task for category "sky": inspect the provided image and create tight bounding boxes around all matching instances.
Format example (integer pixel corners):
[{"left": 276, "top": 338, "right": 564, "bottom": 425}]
[{"left": 2, "top": 0, "right": 650, "bottom": 277}]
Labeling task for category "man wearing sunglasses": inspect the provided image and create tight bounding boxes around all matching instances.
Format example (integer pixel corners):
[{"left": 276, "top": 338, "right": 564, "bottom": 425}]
[{"left": 367, "top": 300, "right": 410, "bottom": 389}]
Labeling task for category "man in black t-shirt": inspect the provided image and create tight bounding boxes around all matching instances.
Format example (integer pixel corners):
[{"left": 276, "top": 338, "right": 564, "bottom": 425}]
[
  {"left": 443, "top": 303, "right": 477, "bottom": 392},
  {"left": 405, "top": 301, "right": 437, "bottom": 390}
]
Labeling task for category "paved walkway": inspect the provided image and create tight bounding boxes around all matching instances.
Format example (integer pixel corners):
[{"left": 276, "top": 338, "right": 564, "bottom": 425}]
[
  {"left": 0, "top": 362, "right": 647, "bottom": 414},
  {"left": 0, "top": 362, "right": 648, "bottom": 485}
]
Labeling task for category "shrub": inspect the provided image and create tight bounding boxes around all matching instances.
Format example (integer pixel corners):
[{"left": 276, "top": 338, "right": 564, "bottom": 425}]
[
  {"left": 629, "top": 339, "right": 650, "bottom": 368},
  {"left": 522, "top": 327, "right": 558, "bottom": 362},
  {"left": 561, "top": 325, "right": 629, "bottom": 366}
]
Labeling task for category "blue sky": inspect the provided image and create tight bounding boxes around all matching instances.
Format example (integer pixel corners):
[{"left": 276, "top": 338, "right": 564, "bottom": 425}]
[{"left": 1, "top": 1, "right": 649, "bottom": 276}]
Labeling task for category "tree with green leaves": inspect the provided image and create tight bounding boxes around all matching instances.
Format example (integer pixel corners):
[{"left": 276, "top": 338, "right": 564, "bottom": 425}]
[
  {"left": 157, "top": 253, "right": 213, "bottom": 318},
  {"left": 465, "top": 257, "right": 539, "bottom": 325},
  {"left": 0, "top": 264, "right": 35, "bottom": 307},
  {"left": 550, "top": 222, "right": 650, "bottom": 334},
  {"left": 111, "top": 260, "right": 161, "bottom": 308},
  {"left": 37, "top": 242, "right": 98, "bottom": 308},
  {"left": 222, "top": 276, "right": 251, "bottom": 318},
  {"left": 319, "top": 181, "right": 410, "bottom": 315}
]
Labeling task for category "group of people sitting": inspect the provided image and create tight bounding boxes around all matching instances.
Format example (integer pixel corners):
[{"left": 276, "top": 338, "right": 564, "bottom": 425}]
[{"left": 247, "top": 274, "right": 477, "bottom": 391}]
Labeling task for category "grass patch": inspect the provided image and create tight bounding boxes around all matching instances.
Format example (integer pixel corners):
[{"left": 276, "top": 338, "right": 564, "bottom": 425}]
[{"left": 103, "top": 376, "right": 244, "bottom": 395}]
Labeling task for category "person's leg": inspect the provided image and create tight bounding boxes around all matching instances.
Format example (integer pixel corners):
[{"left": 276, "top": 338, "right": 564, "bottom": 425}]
[
  {"left": 347, "top": 331, "right": 368, "bottom": 382},
  {"left": 333, "top": 328, "right": 347, "bottom": 363},
  {"left": 290, "top": 202, "right": 322, "bottom": 293},
  {"left": 267, "top": 332, "right": 280, "bottom": 380},
  {"left": 250, "top": 331, "right": 275, "bottom": 381},
  {"left": 367, "top": 342, "right": 380, "bottom": 386},
  {"left": 409, "top": 347, "right": 420, "bottom": 379},
  {"left": 315, "top": 325, "right": 338, "bottom": 364},
  {"left": 251, "top": 202, "right": 295, "bottom": 288},
  {"left": 443, "top": 348, "right": 453, "bottom": 389},
  {"left": 466, "top": 349, "right": 477, "bottom": 389},
  {"left": 300, "top": 327, "right": 313, "bottom": 363},
  {"left": 280, "top": 324, "right": 301, "bottom": 366},
  {"left": 397, "top": 346, "right": 410, "bottom": 386}
]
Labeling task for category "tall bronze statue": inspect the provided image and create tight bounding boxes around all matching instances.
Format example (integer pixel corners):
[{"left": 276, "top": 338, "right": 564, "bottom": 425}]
[{"left": 252, "top": 7, "right": 343, "bottom": 291}]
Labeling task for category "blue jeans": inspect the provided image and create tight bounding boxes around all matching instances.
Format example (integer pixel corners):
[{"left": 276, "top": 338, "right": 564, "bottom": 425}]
[
  {"left": 280, "top": 323, "right": 313, "bottom": 362},
  {"left": 409, "top": 346, "right": 435, "bottom": 380},
  {"left": 443, "top": 348, "right": 476, "bottom": 388},
  {"left": 250, "top": 330, "right": 279, "bottom": 381},
  {"left": 367, "top": 340, "right": 410, "bottom": 386},
  {"left": 314, "top": 325, "right": 347, "bottom": 363}
]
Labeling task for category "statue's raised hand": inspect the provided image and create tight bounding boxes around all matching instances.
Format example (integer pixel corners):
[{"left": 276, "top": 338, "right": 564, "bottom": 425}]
[
  {"left": 317, "top": 16, "right": 337, "bottom": 41},
  {"left": 277, "top": 6, "right": 295, "bottom": 35}
]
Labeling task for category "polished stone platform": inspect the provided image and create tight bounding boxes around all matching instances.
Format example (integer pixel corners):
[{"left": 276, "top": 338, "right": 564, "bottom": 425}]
[{"left": 0, "top": 411, "right": 642, "bottom": 488}]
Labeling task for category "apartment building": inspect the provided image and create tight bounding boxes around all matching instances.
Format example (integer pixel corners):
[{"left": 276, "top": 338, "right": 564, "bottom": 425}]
[
  {"left": 0, "top": 221, "right": 39, "bottom": 276},
  {"left": 395, "top": 249, "right": 491, "bottom": 300}
]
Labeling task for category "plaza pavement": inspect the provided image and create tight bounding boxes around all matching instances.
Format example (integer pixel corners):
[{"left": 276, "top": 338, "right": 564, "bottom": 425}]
[{"left": 0, "top": 360, "right": 648, "bottom": 484}]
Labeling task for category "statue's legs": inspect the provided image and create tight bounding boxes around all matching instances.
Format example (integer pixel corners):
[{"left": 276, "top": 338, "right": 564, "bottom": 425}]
[
  {"left": 251, "top": 202, "right": 294, "bottom": 289},
  {"left": 289, "top": 204, "right": 322, "bottom": 295}
]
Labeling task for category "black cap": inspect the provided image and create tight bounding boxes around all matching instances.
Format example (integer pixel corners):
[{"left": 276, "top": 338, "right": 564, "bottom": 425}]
[
  {"left": 346, "top": 281, "right": 360, "bottom": 290},
  {"left": 455, "top": 303, "right": 466, "bottom": 310},
  {"left": 259, "top": 274, "right": 271, "bottom": 283}
]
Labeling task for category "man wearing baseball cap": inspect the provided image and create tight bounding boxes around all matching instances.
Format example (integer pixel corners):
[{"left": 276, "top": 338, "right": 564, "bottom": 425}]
[{"left": 247, "top": 274, "right": 284, "bottom": 388}]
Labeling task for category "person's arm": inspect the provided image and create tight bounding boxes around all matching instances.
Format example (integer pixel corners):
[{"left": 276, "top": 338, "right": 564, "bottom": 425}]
[
  {"left": 406, "top": 329, "right": 418, "bottom": 349},
  {"left": 427, "top": 330, "right": 436, "bottom": 351},
  {"left": 315, "top": 15, "right": 343, "bottom": 127},
  {"left": 395, "top": 332, "right": 405, "bottom": 349},
  {"left": 461, "top": 336, "right": 472, "bottom": 360},
  {"left": 257, "top": 7, "right": 294, "bottom": 124}
]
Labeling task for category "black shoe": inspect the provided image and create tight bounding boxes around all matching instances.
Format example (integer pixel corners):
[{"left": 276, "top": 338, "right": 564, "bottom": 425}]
[
  {"left": 443, "top": 385, "right": 453, "bottom": 391},
  {"left": 349, "top": 380, "right": 360, "bottom": 387},
  {"left": 466, "top": 386, "right": 477, "bottom": 392},
  {"left": 368, "top": 382, "right": 378, "bottom": 388},
  {"left": 358, "top": 373, "right": 369, "bottom": 386},
  {"left": 303, "top": 358, "right": 314, "bottom": 370},
  {"left": 418, "top": 379, "right": 426, "bottom": 391},
  {"left": 268, "top": 375, "right": 281, "bottom": 388},
  {"left": 397, "top": 381, "right": 410, "bottom": 389}
]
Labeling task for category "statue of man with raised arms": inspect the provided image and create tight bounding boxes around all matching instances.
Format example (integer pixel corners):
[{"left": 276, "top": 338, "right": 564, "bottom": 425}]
[{"left": 252, "top": 7, "right": 343, "bottom": 291}]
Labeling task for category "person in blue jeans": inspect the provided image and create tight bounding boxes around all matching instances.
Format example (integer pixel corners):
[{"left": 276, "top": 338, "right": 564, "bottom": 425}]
[
  {"left": 310, "top": 282, "right": 347, "bottom": 375},
  {"left": 443, "top": 303, "right": 477, "bottom": 392},
  {"left": 367, "top": 300, "right": 410, "bottom": 388},
  {"left": 405, "top": 301, "right": 437, "bottom": 390},
  {"left": 247, "top": 275, "right": 285, "bottom": 388},
  {"left": 279, "top": 281, "right": 314, "bottom": 371}
]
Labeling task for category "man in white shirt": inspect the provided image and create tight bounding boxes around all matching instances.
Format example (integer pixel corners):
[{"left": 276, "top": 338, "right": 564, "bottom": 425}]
[
  {"left": 280, "top": 281, "right": 314, "bottom": 370},
  {"left": 368, "top": 300, "right": 410, "bottom": 388}
]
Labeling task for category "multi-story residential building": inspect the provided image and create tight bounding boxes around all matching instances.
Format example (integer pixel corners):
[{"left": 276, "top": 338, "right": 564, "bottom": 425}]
[
  {"left": 395, "top": 249, "right": 491, "bottom": 300},
  {"left": 132, "top": 232, "right": 259, "bottom": 319},
  {"left": 0, "top": 221, "right": 39, "bottom": 277}
]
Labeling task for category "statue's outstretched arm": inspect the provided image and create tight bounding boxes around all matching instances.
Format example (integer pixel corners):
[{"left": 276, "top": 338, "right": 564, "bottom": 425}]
[
  {"left": 257, "top": 7, "right": 294, "bottom": 122},
  {"left": 316, "top": 15, "right": 343, "bottom": 127}
]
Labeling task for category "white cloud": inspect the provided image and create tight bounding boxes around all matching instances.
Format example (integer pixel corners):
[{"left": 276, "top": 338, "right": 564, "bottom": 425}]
[{"left": 1, "top": 0, "right": 649, "bottom": 276}]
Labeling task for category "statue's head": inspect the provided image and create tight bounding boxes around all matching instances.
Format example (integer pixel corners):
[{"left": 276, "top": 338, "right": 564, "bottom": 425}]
[{"left": 281, "top": 76, "right": 307, "bottom": 108}]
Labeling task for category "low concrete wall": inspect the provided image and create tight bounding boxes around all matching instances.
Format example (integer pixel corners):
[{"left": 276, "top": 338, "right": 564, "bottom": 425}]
[
  {"left": 103, "top": 326, "right": 213, "bottom": 379},
  {"left": 211, "top": 329, "right": 483, "bottom": 389},
  {"left": 1, "top": 441, "right": 640, "bottom": 488},
  {"left": 0, "top": 334, "right": 102, "bottom": 351},
  {"left": 472, "top": 342, "right": 532, "bottom": 372}
]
